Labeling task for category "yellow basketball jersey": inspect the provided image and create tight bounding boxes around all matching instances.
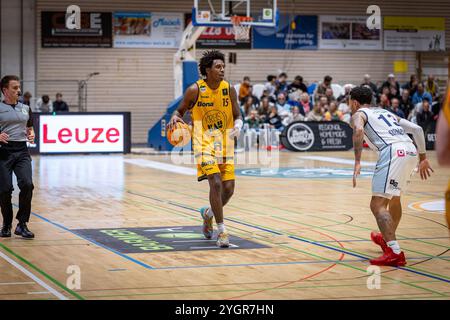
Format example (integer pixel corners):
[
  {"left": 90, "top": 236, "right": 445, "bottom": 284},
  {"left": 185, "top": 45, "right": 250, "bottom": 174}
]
[{"left": 191, "top": 79, "right": 234, "bottom": 158}]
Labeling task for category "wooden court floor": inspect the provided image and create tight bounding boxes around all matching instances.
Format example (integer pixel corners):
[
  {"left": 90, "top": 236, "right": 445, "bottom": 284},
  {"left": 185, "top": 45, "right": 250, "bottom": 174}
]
[{"left": 0, "top": 150, "right": 449, "bottom": 300}]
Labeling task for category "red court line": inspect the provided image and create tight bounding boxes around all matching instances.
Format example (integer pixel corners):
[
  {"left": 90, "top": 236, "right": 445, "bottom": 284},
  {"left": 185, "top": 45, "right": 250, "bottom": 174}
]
[{"left": 226, "top": 228, "right": 346, "bottom": 300}]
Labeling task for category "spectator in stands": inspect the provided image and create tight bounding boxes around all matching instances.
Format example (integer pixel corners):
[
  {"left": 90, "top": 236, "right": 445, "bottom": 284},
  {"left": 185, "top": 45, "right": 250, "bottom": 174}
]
[
  {"left": 299, "top": 92, "right": 311, "bottom": 115},
  {"left": 239, "top": 76, "right": 251, "bottom": 102},
  {"left": 361, "top": 74, "right": 377, "bottom": 94},
  {"left": 324, "top": 101, "right": 343, "bottom": 121},
  {"left": 258, "top": 96, "right": 273, "bottom": 122},
  {"left": 315, "top": 75, "right": 332, "bottom": 98},
  {"left": 425, "top": 74, "right": 440, "bottom": 101},
  {"left": 275, "top": 72, "right": 288, "bottom": 95},
  {"left": 380, "top": 73, "right": 400, "bottom": 93},
  {"left": 52, "top": 93, "right": 69, "bottom": 112},
  {"left": 338, "top": 96, "right": 351, "bottom": 123},
  {"left": 377, "top": 86, "right": 390, "bottom": 103},
  {"left": 264, "top": 75, "right": 277, "bottom": 100},
  {"left": 275, "top": 92, "right": 291, "bottom": 119},
  {"left": 283, "top": 106, "right": 305, "bottom": 126},
  {"left": 266, "top": 105, "right": 283, "bottom": 130},
  {"left": 241, "top": 95, "right": 257, "bottom": 118},
  {"left": 402, "top": 74, "right": 418, "bottom": 96},
  {"left": 287, "top": 75, "right": 308, "bottom": 93},
  {"left": 325, "top": 87, "right": 336, "bottom": 103},
  {"left": 35, "top": 94, "right": 53, "bottom": 113},
  {"left": 306, "top": 103, "right": 324, "bottom": 121},
  {"left": 261, "top": 88, "right": 276, "bottom": 104},
  {"left": 379, "top": 94, "right": 390, "bottom": 109},
  {"left": 246, "top": 85, "right": 260, "bottom": 107},
  {"left": 337, "top": 84, "right": 352, "bottom": 103},
  {"left": 21, "top": 91, "right": 32, "bottom": 106},
  {"left": 389, "top": 98, "right": 406, "bottom": 119},
  {"left": 416, "top": 97, "right": 434, "bottom": 132},
  {"left": 412, "top": 83, "right": 433, "bottom": 105},
  {"left": 388, "top": 85, "right": 401, "bottom": 102},
  {"left": 317, "top": 96, "right": 329, "bottom": 113},
  {"left": 399, "top": 89, "right": 414, "bottom": 119},
  {"left": 245, "top": 109, "right": 262, "bottom": 129}
]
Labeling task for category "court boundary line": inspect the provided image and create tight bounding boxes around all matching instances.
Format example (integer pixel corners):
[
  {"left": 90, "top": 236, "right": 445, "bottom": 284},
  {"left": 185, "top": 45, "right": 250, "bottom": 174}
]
[
  {"left": 0, "top": 243, "right": 70, "bottom": 300},
  {"left": 127, "top": 190, "right": 450, "bottom": 286}
]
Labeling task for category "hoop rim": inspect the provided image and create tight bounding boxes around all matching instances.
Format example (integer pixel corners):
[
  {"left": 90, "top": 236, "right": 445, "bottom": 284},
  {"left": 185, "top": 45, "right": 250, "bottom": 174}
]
[{"left": 230, "top": 15, "right": 254, "bottom": 25}]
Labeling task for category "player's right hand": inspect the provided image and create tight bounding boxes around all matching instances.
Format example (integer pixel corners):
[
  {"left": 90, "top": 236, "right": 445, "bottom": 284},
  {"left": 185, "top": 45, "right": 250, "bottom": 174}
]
[
  {"left": 418, "top": 159, "right": 434, "bottom": 180},
  {"left": 167, "top": 115, "right": 185, "bottom": 131},
  {"left": 0, "top": 132, "right": 9, "bottom": 144},
  {"left": 353, "top": 162, "right": 361, "bottom": 188}
]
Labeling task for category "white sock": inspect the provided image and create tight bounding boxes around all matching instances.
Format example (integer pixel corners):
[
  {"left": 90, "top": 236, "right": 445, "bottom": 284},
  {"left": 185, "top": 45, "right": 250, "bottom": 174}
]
[
  {"left": 217, "top": 223, "right": 226, "bottom": 234},
  {"left": 206, "top": 207, "right": 214, "bottom": 218},
  {"left": 387, "top": 240, "right": 401, "bottom": 254}
]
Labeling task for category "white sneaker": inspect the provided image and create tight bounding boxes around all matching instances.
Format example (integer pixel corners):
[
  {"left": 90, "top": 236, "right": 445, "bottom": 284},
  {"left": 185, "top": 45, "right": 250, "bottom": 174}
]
[{"left": 216, "top": 232, "right": 230, "bottom": 248}]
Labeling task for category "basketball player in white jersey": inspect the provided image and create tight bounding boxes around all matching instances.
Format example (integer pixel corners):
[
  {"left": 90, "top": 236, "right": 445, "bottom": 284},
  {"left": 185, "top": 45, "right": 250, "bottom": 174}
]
[{"left": 350, "top": 86, "right": 434, "bottom": 266}]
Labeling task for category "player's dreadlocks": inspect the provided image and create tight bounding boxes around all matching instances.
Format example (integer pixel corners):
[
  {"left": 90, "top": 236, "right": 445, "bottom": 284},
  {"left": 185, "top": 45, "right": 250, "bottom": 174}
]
[
  {"left": 199, "top": 50, "right": 225, "bottom": 77},
  {"left": 349, "top": 86, "right": 373, "bottom": 105}
]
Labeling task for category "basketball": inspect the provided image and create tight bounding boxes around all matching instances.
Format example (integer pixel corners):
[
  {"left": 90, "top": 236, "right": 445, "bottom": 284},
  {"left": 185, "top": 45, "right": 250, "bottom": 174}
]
[{"left": 167, "top": 122, "right": 191, "bottom": 147}]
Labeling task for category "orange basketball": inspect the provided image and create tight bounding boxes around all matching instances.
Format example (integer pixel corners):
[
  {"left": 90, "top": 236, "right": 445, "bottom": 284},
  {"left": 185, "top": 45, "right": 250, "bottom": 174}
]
[{"left": 167, "top": 122, "right": 191, "bottom": 147}]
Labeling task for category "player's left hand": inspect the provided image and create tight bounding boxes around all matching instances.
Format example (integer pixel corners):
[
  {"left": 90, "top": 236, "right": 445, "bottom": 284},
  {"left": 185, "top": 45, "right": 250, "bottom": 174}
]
[
  {"left": 353, "top": 162, "right": 361, "bottom": 188},
  {"left": 418, "top": 159, "right": 434, "bottom": 180}
]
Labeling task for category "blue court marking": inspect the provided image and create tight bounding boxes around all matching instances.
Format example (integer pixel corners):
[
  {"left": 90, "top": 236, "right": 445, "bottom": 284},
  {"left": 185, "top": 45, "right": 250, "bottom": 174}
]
[
  {"left": 12, "top": 204, "right": 155, "bottom": 270},
  {"left": 155, "top": 256, "right": 450, "bottom": 270},
  {"left": 225, "top": 218, "right": 450, "bottom": 284},
  {"left": 18, "top": 198, "right": 450, "bottom": 284},
  {"left": 319, "top": 237, "right": 450, "bottom": 243},
  {"left": 126, "top": 191, "right": 450, "bottom": 284}
]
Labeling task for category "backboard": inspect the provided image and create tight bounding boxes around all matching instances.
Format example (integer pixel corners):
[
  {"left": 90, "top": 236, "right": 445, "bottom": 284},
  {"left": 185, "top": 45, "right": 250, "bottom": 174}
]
[{"left": 192, "top": 0, "right": 278, "bottom": 28}]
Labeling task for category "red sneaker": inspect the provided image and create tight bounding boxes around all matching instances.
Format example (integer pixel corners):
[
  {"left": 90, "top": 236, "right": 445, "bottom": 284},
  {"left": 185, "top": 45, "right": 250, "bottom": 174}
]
[
  {"left": 370, "top": 231, "right": 388, "bottom": 253},
  {"left": 369, "top": 247, "right": 406, "bottom": 267}
]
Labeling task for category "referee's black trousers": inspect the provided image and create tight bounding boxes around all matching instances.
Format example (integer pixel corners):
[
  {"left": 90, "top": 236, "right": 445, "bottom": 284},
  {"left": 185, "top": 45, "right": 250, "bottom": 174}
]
[{"left": 0, "top": 142, "right": 34, "bottom": 226}]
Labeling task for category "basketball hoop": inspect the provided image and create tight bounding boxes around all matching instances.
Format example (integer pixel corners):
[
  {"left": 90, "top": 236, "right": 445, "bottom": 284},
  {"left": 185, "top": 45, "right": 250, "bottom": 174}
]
[{"left": 230, "top": 16, "right": 253, "bottom": 41}]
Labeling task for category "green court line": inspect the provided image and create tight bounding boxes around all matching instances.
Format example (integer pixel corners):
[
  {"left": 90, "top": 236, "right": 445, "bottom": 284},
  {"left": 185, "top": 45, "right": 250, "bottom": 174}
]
[
  {"left": 0, "top": 242, "right": 84, "bottom": 300},
  {"left": 232, "top": 215, "right": 450, "bottom": 283},
  {"left": 136, "top": 182, "right": 450, "bottom": 250},
  {"left": 273, "top": 215, "right": 450, "bottom": 263},
  {"left": 126, "top": 191, "right": 447, "bottom": 298}
]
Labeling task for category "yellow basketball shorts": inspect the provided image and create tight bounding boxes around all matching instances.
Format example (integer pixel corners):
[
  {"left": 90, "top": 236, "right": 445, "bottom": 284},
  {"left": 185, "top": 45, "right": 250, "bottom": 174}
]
[{"left": 196, "top": 155, "right": 235, "bottom": 182}]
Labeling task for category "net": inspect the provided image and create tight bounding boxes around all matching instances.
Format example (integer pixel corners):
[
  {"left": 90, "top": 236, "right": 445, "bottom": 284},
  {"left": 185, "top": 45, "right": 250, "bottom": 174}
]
[{"left": 230, "top": 16, "right": 253, "bottom": 41}]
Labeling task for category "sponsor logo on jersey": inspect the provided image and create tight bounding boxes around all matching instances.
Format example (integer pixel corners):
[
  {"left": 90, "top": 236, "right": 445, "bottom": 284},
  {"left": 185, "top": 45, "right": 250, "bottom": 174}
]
[
  {"left": 388, "top": 128, "right": 405, "bottom": 136},
  {"left": 197, "top": 101, "right": 214, "bottom": 107},
  {"left": 397, "top": 149, "right": 405, "bottom": 157},
  {"left": 22, "top": 108, "right": 28, "bottom": 115},
  {"left": 390, "top": 179, "right": 399, "bottom": 189},
  {"left": 199, "top": 86, "right": 207, "bottom": 93},
  {"left": 200, "top": 95, "right": 210, "bottom": 99},
  {"left": 222, "top": 88, "right": 228, "bottom": 96}
]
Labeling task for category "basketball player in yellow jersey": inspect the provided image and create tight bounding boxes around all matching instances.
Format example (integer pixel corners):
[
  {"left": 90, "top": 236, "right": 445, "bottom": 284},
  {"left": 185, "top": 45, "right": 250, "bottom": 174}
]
[
  {"left": 168, "top": 50, "right": 242, "bottom": 247},
  {"left": 436, "top": 85, "right": 450, "bottom": 228}
]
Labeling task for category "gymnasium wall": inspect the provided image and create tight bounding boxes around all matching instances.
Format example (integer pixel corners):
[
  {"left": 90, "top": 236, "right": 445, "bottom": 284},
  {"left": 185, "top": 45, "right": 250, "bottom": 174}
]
[{"left": 35, "top": 0, "right": 450, "bottom": 143}]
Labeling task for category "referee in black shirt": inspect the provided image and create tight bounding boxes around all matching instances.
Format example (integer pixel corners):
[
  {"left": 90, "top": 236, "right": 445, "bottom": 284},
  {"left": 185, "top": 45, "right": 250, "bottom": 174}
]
[{"left": 0, "top": 75, "right": 35, "bottom": 238}]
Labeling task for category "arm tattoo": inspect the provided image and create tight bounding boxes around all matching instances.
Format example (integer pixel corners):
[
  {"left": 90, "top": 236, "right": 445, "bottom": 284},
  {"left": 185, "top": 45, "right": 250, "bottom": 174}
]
[{"left": 352, "top": 112, "right": 365, "bottom": 162}]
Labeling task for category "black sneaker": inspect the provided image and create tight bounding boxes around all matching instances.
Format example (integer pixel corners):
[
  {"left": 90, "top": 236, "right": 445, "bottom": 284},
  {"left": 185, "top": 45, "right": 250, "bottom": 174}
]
[
  {"left": 0, "top": 225, "right": 11, "bottom": 237},
  {"left": 14, "top": 223, "right": 34, "bottom": 239}
]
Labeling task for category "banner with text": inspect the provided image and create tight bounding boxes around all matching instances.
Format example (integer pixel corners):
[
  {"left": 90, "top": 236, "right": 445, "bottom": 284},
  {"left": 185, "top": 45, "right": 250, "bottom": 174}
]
[
  {"left": 41, "top": 12, "right": 112, "bottom": 48},
  {"left": 319, "top": 15, "right": 382, "bottom": 50},
  {"left": 280, "top": 121, "right": 353, "bottom": 152},
  {"left": 113, "top": 12, "right": 183, "bottom": 48},
  {"left": 384, "top": 17, "right": 445, "bottom": 51},
  {"left": 253, "top": 15, "right": 317, "bottom": 50}
]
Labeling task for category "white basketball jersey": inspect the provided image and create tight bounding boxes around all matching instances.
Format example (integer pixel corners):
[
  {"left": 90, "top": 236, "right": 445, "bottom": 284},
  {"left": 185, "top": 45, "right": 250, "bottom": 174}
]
[{"left": 358, "top": 107, "right": 412, "bottom": 151}]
